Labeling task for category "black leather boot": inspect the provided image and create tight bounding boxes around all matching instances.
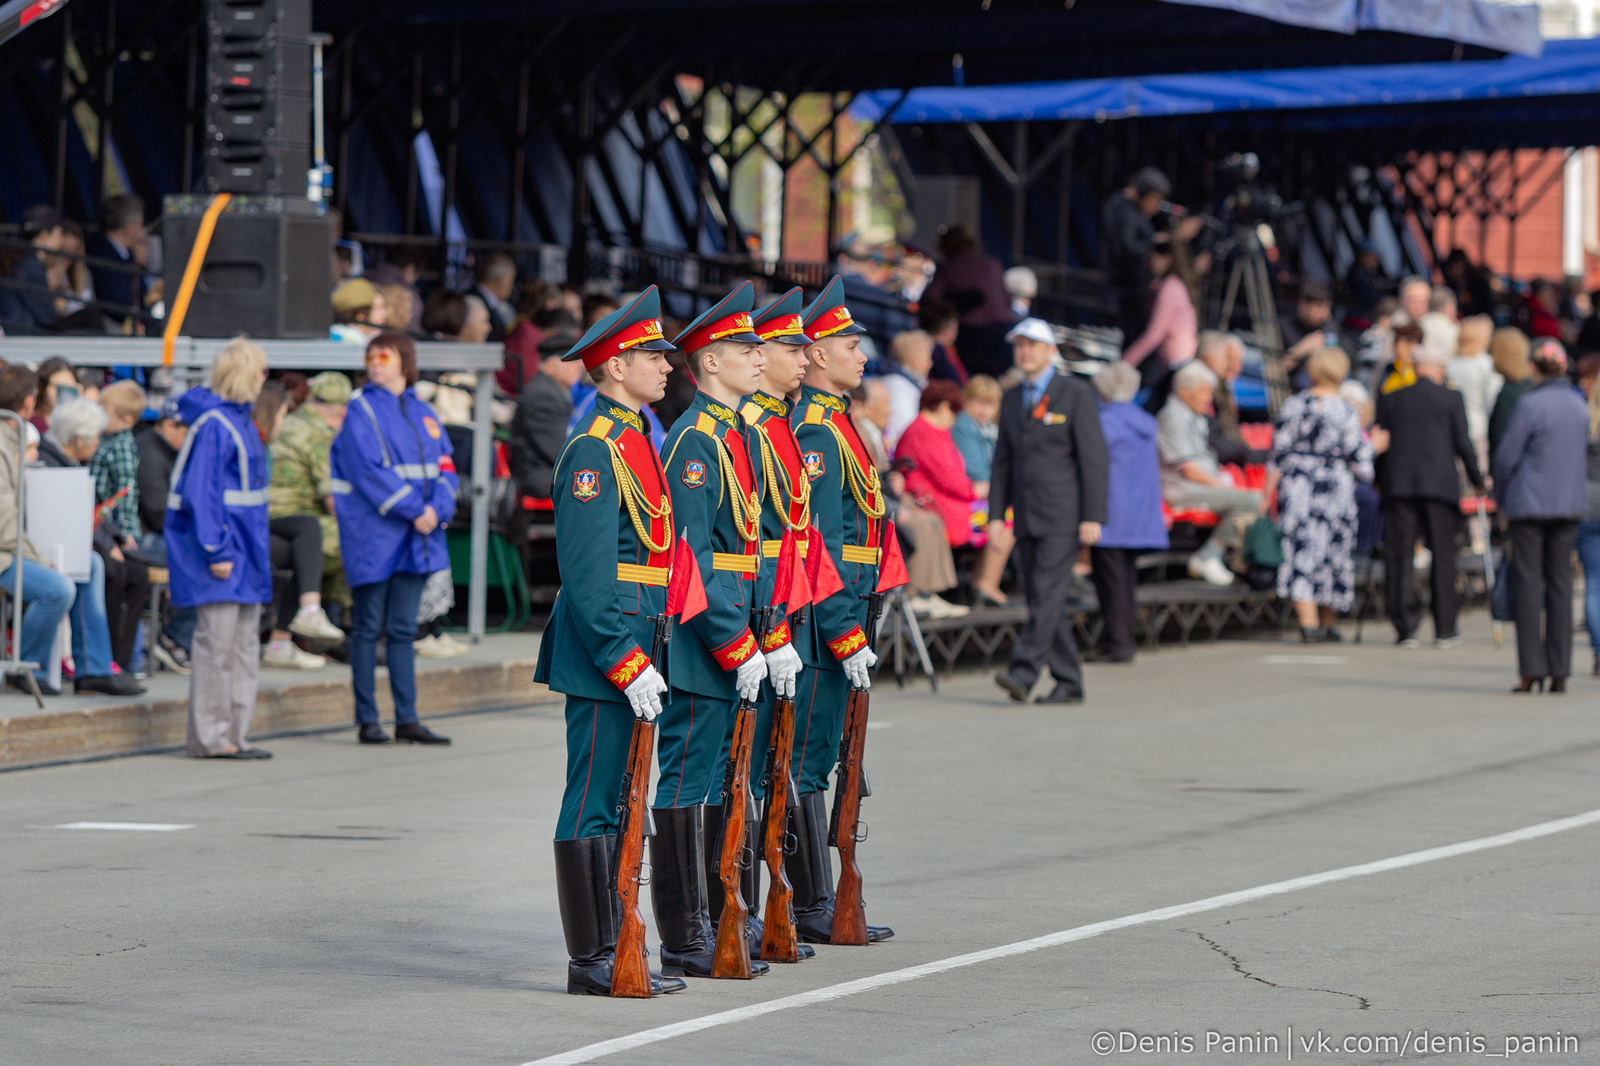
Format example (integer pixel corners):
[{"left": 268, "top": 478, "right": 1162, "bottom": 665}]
[
  {"left": 651, "top": 806, "right": 721, "bottom": 977},
  {"left": 799, "top": 790, "right": 895, "bottom": 944},
  {"left": 553, "top": 835, "right": 620, "bottom": 995},
  {"left": 554, "top": 836, "right": 686, "bottom": 996},
  {"left": 790, "top": 791, "right": 835, "bottom": 943}
]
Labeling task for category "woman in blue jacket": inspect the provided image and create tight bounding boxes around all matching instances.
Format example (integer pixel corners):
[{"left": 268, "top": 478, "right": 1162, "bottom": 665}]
[
  {"left": 331, "top": 332, "right": 458, "bottom": 744},
  {"left": 168, "top": 338, "right": 275, "bottom": 759},
  {"left": 1089, "top": 361, "right": 1169, "bottom": 662}
]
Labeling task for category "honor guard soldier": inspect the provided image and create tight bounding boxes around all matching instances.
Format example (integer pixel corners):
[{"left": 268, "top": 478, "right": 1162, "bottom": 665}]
[
  {"left": 652, "top": 281, "right": 799, "bottom": 979},
  {"left": 532, "top": 286, "right": 686, "bottom": 997},
  {"left": 790, "top": 277, "right": 894, "bottom": 943},
  {"left": 729, "top": 287, "right": 820, "bottom": 961}
]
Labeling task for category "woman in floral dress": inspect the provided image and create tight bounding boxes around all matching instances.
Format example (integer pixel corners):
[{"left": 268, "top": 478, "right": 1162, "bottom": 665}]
[{"left": 1266, "top": 347, "right": 1374, "bottom": 642}]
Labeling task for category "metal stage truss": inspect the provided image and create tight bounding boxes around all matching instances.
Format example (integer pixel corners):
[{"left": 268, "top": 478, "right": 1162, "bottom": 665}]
[{"left": 0, "top": 0, "right": 1543, "bottom": 309}]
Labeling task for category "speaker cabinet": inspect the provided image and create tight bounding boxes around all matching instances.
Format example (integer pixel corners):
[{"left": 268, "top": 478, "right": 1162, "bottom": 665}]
[{"left": 163, "top": 195, "right": 331, "bottom": 339}]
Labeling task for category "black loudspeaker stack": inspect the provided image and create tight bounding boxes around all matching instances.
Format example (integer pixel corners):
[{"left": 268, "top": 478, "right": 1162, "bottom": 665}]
[
  {"left": 163, "top": 196, "right": 331, "bottom": 338},
  {"left": 204, "top": 0, "right": 310, "bottom": 196}
]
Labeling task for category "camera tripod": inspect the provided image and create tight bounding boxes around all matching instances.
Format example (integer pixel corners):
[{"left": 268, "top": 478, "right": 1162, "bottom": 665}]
[{"left": 1216, "top": 227, "right": 1290, "bottom": 412}]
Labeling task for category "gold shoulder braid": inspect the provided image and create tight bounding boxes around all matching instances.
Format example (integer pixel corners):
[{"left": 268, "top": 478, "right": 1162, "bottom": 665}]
[
  {"left": 820, "top": 419, "right": 886, "bottom": 519},
  {"left": 750, "top": 420, "right": 811, "bottom": 531},
  {"left": 604, "top": 438, "right": 673, "bottom": 554},
  {"left": 713, "top": 433, "right": 762, "bottom": 543}
]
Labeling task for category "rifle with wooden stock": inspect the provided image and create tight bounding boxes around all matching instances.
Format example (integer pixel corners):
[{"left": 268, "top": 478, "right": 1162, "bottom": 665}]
[
  {"left": 827, "top": 586, "right": 883, "bottom": 945},
  {"left": 757, "top": 648, "right": 801, "bottom": 963},
  {"left": 711, "top": 605, "right": 777, "bottom": 978},
  {"left": 610, "top": 609, "right": 671, "bottom": 998}
]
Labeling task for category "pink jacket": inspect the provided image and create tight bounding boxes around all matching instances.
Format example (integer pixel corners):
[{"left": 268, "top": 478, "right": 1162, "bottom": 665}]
[
  {"left": 895, "top": 415, "right": 977, "bottom": 547},
  {"left": 1122, "top": 274, "right": 1197, "bottom": 369}
]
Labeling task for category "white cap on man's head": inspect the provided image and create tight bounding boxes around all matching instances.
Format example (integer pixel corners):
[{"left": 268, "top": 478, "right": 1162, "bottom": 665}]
[
  {"left": 1005, "top": 317, "right": 1056, "bottom": 346},
  {"left": 1003, "top": 266, "right": 1038, "bottom": 300}
]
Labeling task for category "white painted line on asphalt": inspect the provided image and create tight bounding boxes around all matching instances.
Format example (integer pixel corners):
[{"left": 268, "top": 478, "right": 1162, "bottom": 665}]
[
  {"left": 520, "top": 805, "right": 1600, "bottom": 1066},
  {"left": 1261, "top": 654, "right": 1348, "bottom": 665},
  {"left": 866, "top": 721, "right": 893, "bottom": 730},
  {"left": 50, "top": 822, "right": 196, "bottom": 832}
]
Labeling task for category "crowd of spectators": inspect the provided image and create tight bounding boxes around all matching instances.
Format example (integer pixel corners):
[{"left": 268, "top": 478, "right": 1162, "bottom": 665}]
[{"left": 6, "top": 186, "right": 1600, "bottom": 711}]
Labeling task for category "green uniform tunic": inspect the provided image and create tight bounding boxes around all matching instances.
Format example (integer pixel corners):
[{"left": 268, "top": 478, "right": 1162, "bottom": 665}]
[
  {"left": 534, "top": 393, "right": 673, "bottom": 839},
  {"left": 789, "top": 384, "right": 885, "bottom": 793},
  {"left": 654, "top": 391, "right": 765, "bottom": 809}
]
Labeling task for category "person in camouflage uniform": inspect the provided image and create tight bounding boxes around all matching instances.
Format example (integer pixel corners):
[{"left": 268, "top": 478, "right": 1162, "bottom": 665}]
[{"left": 270, "top": 372, "right": 353, "bottom": 608}]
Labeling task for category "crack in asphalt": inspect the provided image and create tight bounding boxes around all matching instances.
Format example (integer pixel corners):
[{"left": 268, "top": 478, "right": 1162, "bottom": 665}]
[{"left": 1188, "top": 931, "right": 1372, "bottom": 1010}]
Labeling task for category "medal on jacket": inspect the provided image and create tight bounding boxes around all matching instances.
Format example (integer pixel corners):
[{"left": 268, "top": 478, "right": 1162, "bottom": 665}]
[{"left": 1032, "top": 395, "right": 1064, "bottom": 423}]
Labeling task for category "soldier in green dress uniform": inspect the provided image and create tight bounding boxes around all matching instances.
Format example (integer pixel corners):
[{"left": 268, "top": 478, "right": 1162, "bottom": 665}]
[
  {"left": 532, "top": 286, "right": 686, "bottom": 997},
  {"left": 789, "top": 276, "right": 894, "bottom": 944},
  {"left": 731, "top": 287, "right": 821, "bottom": 961},
  {"left": 651, "top": 281, "right": 800, "bottom": 978}
]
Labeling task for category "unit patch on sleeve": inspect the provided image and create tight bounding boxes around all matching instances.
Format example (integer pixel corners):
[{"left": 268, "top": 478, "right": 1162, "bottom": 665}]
[
  {"left": 802, "top": 451, "right": 825, "bottom": 481},
  {"left": 423, "top": 416, "right": 442, "bottom": 439},
  {"left": 681, "top": 459, "right": 707, "bottom": 488},
  {"left": 572, "top": 469, "right": 601, "bottom": 501}
]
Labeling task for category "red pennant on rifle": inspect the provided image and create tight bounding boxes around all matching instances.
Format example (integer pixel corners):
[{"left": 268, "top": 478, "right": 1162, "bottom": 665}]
[
  {"left": 875, "top": 520, "right": 909, "bottom": 593},
  {"left": 771, "top": 529, "right": 813, "bottom": 612},
  {"left": 666, "top": 531, "right": 707, "bottom": 622},
  {"left": 805, "top": 523, "right": 846, "bottom": 603},
  {"left": 787, "top": 530, "right": 814, "bottom": 611}
]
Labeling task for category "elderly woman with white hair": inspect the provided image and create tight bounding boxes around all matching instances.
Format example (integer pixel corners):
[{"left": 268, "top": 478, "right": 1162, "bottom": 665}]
[
  {"left": 1090, "top": 361, "right": 1167, "bottom": 660},
  {"left": 167, "top": 338, "right": 275, "bottom": 759},
  {"left": 38, "top": 398, "right": 145, "bottom": 696},
  {"left": 1264, "top": 347, "right": 1372, "bottom": 642},
  {"left": 1156, "top": 359, "right": 1264, "bottom": 585}
]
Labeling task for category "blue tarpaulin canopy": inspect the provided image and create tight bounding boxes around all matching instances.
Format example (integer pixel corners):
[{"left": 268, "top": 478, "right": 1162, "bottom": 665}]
[{"left": 855, "top": 36, "right": 1596, "bottom": 127}]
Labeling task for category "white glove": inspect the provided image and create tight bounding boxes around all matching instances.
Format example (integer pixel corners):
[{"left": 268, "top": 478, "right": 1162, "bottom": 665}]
[
  {"left": 624, "top": 665, "right": 667, "bottom": 721},
  {"left": 764, "top": 641, "right": 803, "bottom": 698},
  {"left": 842, "top": 646, "right": 878, "bottom": 690},
  {"left": 734, "top": 650, "right": 769, "bottom": 702}
]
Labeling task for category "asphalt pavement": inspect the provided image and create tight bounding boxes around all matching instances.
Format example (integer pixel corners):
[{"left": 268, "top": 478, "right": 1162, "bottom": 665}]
[{"left": 4, "top": 619, "right": 1598, "bottom": 1065}]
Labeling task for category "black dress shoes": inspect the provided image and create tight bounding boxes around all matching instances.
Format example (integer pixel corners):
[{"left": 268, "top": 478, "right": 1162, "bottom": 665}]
[
  {"left": 76, "top": 674, "right": 147, "bottom": 697},
  {"left": 240, "top": 747, "right": 273, "bottom": 759},
  {"left": 1036, "top": 682, "right": 1084, "bottom": 704},
  {"left": 395, "top": 722, "right": 451, "bottom": 745},
  {"left": 7, "top": 673, "right": 59, "bottom": 697},
  {"left": 993, "top": 670, "right": 1030, "bottom": 702},
  {"left": 358, "top": 724, "right": 392, "bottom": 744}
]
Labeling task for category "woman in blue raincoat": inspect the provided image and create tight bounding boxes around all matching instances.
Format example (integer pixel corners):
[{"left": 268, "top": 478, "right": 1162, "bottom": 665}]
[
  {"left": 166, "top": 338, "right": 274, "bottom": 759},
  {"left": 330, "top": 332, "right": 459, "bottom": 745}
]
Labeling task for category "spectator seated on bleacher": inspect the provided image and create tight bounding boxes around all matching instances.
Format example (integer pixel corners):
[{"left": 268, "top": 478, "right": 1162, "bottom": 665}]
[
  {"left": 270, "top": 371, "right": 354, "bottom": 617},
  {"left": 90, "top": 380, "right": 151, "bottom": 673},
  {"left": 1157, "top": 361, "right": 1263, "bottom": 587},
  {"left": 508, "top": 320, "right": 582, "bottom": 501}
]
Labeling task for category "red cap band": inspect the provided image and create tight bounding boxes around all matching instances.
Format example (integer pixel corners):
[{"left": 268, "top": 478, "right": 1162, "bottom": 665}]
[
  {"left": 586, "top": 316, "right": 665, "bottom": 370},
  {"left": 679, "top": 311, "right": 756, "bottom": 355},
  {"left": 757, "top": 313, "right": 807, "bottom": 342}
]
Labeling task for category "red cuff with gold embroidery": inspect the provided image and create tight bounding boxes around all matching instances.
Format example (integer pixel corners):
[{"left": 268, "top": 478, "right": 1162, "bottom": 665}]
[
  {"left": 606, "top": 647, "right": 650, "bottom": 690},
  {"left": 761, "top": 620, "right": 793, "bottom": 652},
  {"left": 711, "top": 629, "right": 758, "bottom": 671},
  {"left": 826, "top": 626, "right": 867, "bottom": 660}
]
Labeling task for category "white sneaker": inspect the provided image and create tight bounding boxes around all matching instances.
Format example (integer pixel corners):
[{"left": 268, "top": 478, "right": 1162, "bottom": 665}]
[
  {"left": 435, "top": 632, "right": 472, "bottom": 657},
  {"left": 907, "top": 596, "right": 940, "bottom": 617},
  {"left": 1188, "top": 555, "right": 1235, "bottom": 587},
  {"left": 925, "top": 595, "right": 970, "bottom": 619},
  {"left": 261, "top": 643, "right": 326, "bottom": 670},
  {"left": 414, "top": 634, "right": 455, "bottom": 659},
  {"left": 288, "top": 605, "right": 345, "bottom": 643}
]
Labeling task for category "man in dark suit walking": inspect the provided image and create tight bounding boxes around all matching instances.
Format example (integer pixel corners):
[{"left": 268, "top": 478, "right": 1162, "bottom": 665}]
[
  {"left": 1373, "top": 344, "right": 1485, "bottom": 648},
  {"left": 988, "top": 319, "right": 1109, "bottom": 703}
]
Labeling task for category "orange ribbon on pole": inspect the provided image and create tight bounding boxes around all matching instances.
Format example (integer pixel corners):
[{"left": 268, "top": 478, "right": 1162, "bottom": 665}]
[{"left": 161, "top": 192, "right": 232, "bottom": 366}]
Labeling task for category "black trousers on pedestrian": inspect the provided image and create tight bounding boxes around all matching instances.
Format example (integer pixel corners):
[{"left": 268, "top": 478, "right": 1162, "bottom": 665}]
[
  {"left": 1089, "top": 546, "right": 1140, "bottom": 659},
  {"left": 1509, "top": 518, "right": 1578, "bottom": 680},
  {"left": 1382, "top": 497, "right": 1459, "bottom": 640},
  {"left": 100, "top": 548, "right": 150, "bottom": 670},
  {"left": 269, "top": 515, "right": 323, "bottom": 631},
  {"left": 1008, "top": 534, "right": 1083, "bottom": 696}
]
